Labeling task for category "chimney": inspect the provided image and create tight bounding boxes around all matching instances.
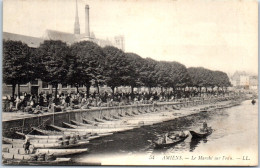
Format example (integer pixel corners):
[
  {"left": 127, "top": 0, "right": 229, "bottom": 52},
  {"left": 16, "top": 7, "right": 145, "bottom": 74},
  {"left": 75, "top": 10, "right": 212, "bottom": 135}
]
[{"left": 85, "top": 5, "right": 90, "bottom": 37}]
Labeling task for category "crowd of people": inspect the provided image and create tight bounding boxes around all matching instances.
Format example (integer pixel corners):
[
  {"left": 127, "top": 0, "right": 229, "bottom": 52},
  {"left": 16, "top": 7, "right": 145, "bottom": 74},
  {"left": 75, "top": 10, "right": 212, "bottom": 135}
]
[{"left": 2, "top": 89, "right": 229, "bottom": 113}]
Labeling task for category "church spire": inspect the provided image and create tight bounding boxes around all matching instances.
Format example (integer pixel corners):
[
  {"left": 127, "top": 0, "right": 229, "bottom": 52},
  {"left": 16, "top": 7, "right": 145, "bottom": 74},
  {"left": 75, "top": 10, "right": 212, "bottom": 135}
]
[{"left": 74, "top": 0, "right": 80, "bottom": 34}]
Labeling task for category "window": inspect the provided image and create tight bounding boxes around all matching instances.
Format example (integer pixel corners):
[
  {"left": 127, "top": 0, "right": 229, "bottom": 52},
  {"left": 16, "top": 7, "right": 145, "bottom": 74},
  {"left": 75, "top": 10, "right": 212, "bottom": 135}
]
[
  {"left": 51, "top": 85, "right": 59, "bottom": 89},
  {"left": 31, "top": 80, "right": 38, "bottom": 85},
  {"left": 79, "top": 84, "right": 84, "bottom": 88},
  {"left": 42, "top": 82, "right": 49, "bottom": 89},
  {"left": 62, "top": 84, "right": 68, "bottom": 88},
  {"left": 20, "top": 83, "right": 29, "bottom": 86}
]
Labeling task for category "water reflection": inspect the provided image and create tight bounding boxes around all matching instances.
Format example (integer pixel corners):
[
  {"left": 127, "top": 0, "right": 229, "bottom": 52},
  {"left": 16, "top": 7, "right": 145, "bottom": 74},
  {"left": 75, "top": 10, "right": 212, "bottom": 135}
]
[
  {"left": 189, "top": 137, "right": 208, "bottom": 152},
  {"left": 74, "top": 100, "right": 258, "bottom": 163}
]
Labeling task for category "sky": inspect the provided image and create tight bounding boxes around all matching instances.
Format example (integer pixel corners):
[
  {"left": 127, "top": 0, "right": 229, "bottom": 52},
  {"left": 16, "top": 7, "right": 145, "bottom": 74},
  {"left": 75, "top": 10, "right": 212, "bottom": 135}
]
[{"left": 3, "top": 0, "right": 258, "bottom": 75}]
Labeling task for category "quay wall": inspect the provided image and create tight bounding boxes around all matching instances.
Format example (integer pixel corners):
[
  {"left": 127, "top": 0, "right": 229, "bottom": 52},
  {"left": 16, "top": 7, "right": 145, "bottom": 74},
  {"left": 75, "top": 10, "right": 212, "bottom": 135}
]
[{"left": 2, "top": 96, "right": 238, "bottom": 138}]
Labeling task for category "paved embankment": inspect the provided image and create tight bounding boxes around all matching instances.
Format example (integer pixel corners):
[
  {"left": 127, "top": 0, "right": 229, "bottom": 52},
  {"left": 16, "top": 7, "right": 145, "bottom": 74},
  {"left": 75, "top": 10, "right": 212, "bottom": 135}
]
[{"left": 2, "top": 96, "right": 241, "bottom": 138}]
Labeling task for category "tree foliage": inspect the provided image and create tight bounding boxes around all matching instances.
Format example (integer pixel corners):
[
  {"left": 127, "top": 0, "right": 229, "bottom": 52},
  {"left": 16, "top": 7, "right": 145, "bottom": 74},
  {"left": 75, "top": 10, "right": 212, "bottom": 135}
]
[
  {"left": 156, "top": 61, "right": 191, "bottom": 89},
  {"left": 70, "top": 41, "right": 106, "bottom": 96},
  {"left": 188, "top": 67, "right": 231, "bottom": 90},
  {"left": 4, "top": 39, "right": 232, "bottom": 98},
  {"left": 103, "top": 46, "right": 133, "bottom": 93},
  {"left": 125, "top": 52, "right": 145, "bottom": 91},
  {"left": 37, "top": 40, "right": 70, "bottom": 101},
  {"left": 139, "top": 58, "right": 158, "bottom": 89},
  {"left": 3, "top": 40, "right": 35, "bottom": 97}
]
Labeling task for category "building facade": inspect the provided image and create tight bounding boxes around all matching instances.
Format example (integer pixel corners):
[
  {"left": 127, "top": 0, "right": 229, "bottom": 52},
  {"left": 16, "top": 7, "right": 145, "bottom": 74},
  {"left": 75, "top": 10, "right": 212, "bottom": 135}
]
[
  {"left": 230, "top": 71, "right": 258, "bottom": 90},
  {"left": 3, "top": 1, "right": 125, "bottom": 97}
]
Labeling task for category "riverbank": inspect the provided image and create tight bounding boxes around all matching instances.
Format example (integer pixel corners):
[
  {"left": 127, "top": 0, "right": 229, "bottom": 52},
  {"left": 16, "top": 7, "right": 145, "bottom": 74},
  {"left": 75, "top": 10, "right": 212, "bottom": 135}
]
[
  {"left": 2, "top": 95, "right": 243, "bottom": 138},
  {"left": 74, "top": 99, "right": 257, "bottom": 166},
  {"left": 2, "top": 95, "right": 249, "bottom": 166}
]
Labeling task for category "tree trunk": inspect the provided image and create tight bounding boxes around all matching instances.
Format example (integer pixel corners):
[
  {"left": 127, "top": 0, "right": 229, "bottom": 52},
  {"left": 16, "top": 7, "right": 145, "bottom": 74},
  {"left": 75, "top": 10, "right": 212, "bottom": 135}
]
[
  {"left": 161, "top": 87, "right": 163, "bottom": 93},
  {"left": 111, "top": 86, "right": 115, "bottom": 96},
  {"left": 96, "top": 84, "right": 100, "bottom": 94},
  {"left": 131, "top": 86, "right": 134, "bottom": 94},
  {"left": 55, "top": 85, "right": 58, "bottom": 105},
  {"left": 172, "top": 87, "right": 176, "bottom": 100},
  {"left": 86, "top": 85, "right": 90, "bottom": 98},
  {"left": 18, "top": 84, "right": 20, "bottom": 98},
  {"left": 199, "top": 87, "right": 202, "bottom": 97},
  {"left": 148, "top": 87, "right": 151, "bottom": 94},
  {"left": 76, "top": 86, "right": 79, "bottom": 93},
  {"left": 12, "top": 84, "right": 16, "bottom": 98}
]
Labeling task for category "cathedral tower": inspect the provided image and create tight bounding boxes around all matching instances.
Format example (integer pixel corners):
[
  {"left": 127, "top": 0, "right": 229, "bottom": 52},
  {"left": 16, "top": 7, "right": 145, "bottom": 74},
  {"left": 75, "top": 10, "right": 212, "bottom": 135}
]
[{"left": 74, "top": 0, "right": 80, "bottom": 34}]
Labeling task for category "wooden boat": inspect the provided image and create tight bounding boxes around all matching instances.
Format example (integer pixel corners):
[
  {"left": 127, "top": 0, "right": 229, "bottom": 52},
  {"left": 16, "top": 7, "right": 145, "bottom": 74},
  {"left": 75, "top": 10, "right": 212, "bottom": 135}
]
[
  {"left": 16, "top": 130, "right": 108, "bottom": 141},
  {"left": 3, "top": 137, "right": 64, "bottom": 144},
  {"left": 118, "top": 113, "right": 126, "bottom": 117},
  {"left": 27, "top": 158, "right": 71, "bottom": 165},
  {"left": 63, "top": 122, "right": 101, "bottom": 129},
  {"left": 125, "top": 112, "right": 134, "bottom": 116},
  {"left": 63, "top": 122, "right": 104, "bottom": 130},
  {"left": 2, "top": 140, "right": 89, "bottom": 149},
  {"left": 102, "top": 116, "right": 118, "bottom": 121},
  {"left": 154, "top": 135, "right": 189, "bottom": 148},
  {"left": 63, "top": 122, "right": 85, "bottom": 129},
  {"left": 144, "top": 110, "right": 150, "bottom": 113},
  {"left": 32, "top": 127, "right": 91, "bottom": 139},
  {"left": 49, "top": 125, "right": 114, "bottom": 137},
  {"left": 137, "top": 110, "right": 145, "bottom": 114},
  {"left": 16, "top": 131, "right": 91, "bottom": 142},
  {"left": 3, "top": 147, "right": 88, "bottom": 157},
  {"left": 111, "top": 115, "right": 121, "bottom": 119},
  {"left": 190, "top": 129, "right": 213, "bottom": 138},
  {"left": 48, "top": 125, "right": 89, "bottom": 133},
  {"left": 132, "top": 111, "right": 140, "bottom": 115},
  {"left": 2, "top": 144, "right": 28, "bottom": 149},
  {"left": 16, "top": 132, "right": 67, "bottom": 139},
  {"left": 49, "top": 125, "right": 116, "bottom": 136},
  {"left": 35, "top": 148, "right": 88, "bottom": 156},
  {"left": 2, "top": 153, "right": 71, "bottom": 165},
  {"left": 172, "top": 105, "right": 181, "bottom": 110},
  {"left": 72, "top": 120, "right": 135, "bottom": 128},
  {"left": 3, "top": 147, "right": 33, "bottom": 155},
  {"left": 3, "top": 137, "right": 25, "bottom": 144},
  {"left": 93, "top": 118, "right": 106, "bottom": 123},
  {"left": 71, "top": 120, "right": 93, "bottom": 127},
  {"left": 82, "top": 118, "right": 97, "bottom": 125},
  {"left": 62, "top": 122, "right": 135, "bottom": 133},
  {"left": 32, "top": 127, "right": 64, "bottom": 135}
]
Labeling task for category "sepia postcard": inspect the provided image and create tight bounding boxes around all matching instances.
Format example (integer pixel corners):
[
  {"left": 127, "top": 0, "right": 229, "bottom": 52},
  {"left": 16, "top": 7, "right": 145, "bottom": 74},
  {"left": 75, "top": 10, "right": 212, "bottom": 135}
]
[{"left": 2, "top": 0, "right": 258, "bottom": 166}]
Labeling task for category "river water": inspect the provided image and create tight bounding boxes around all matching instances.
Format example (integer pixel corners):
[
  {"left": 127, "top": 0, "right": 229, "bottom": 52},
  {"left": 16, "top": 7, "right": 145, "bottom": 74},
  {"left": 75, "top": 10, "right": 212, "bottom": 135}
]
[{"left": 73, "top": 100, "right": 258, "bottom": 165}]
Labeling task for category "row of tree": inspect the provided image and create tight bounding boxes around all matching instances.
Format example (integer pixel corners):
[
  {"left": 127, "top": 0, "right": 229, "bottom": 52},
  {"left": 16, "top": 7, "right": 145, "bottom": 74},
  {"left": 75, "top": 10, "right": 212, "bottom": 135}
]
[{"left": 3, "top": 40, "right": 231, "bottom": 99}]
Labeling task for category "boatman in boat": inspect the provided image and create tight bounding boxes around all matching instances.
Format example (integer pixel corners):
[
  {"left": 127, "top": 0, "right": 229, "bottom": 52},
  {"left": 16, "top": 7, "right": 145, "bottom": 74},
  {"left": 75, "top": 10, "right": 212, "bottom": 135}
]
[
  {"left": 163, "top": 133, "right": 173, "bottom": 144},
  {"left": 23, "top": 137, "right": 33, "bottom": 154},
  {"left": 179, "top": 131, "right": 186, "bottom": 138},
  {"left": 201, "top": 121, "right": 209, "bottom": 133}
]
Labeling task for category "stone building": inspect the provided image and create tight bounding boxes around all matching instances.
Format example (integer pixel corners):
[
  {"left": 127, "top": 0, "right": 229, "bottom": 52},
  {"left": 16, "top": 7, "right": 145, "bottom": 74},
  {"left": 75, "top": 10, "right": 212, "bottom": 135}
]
[
  {"left": 230, "top": 71, "right": 258, "bottom": 90},
  {"left": 3, "top": 1, "right": 125, "bottom": 97}
]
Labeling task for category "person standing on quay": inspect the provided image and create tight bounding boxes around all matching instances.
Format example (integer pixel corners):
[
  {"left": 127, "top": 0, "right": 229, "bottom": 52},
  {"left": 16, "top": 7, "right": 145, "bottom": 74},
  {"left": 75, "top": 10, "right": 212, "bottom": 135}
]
[
  {"left": 65, "top": 94, "right": 71, "bottom": 108},
  {"left": 23, "top": 138, "right": 33, "bottom": 154}
]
